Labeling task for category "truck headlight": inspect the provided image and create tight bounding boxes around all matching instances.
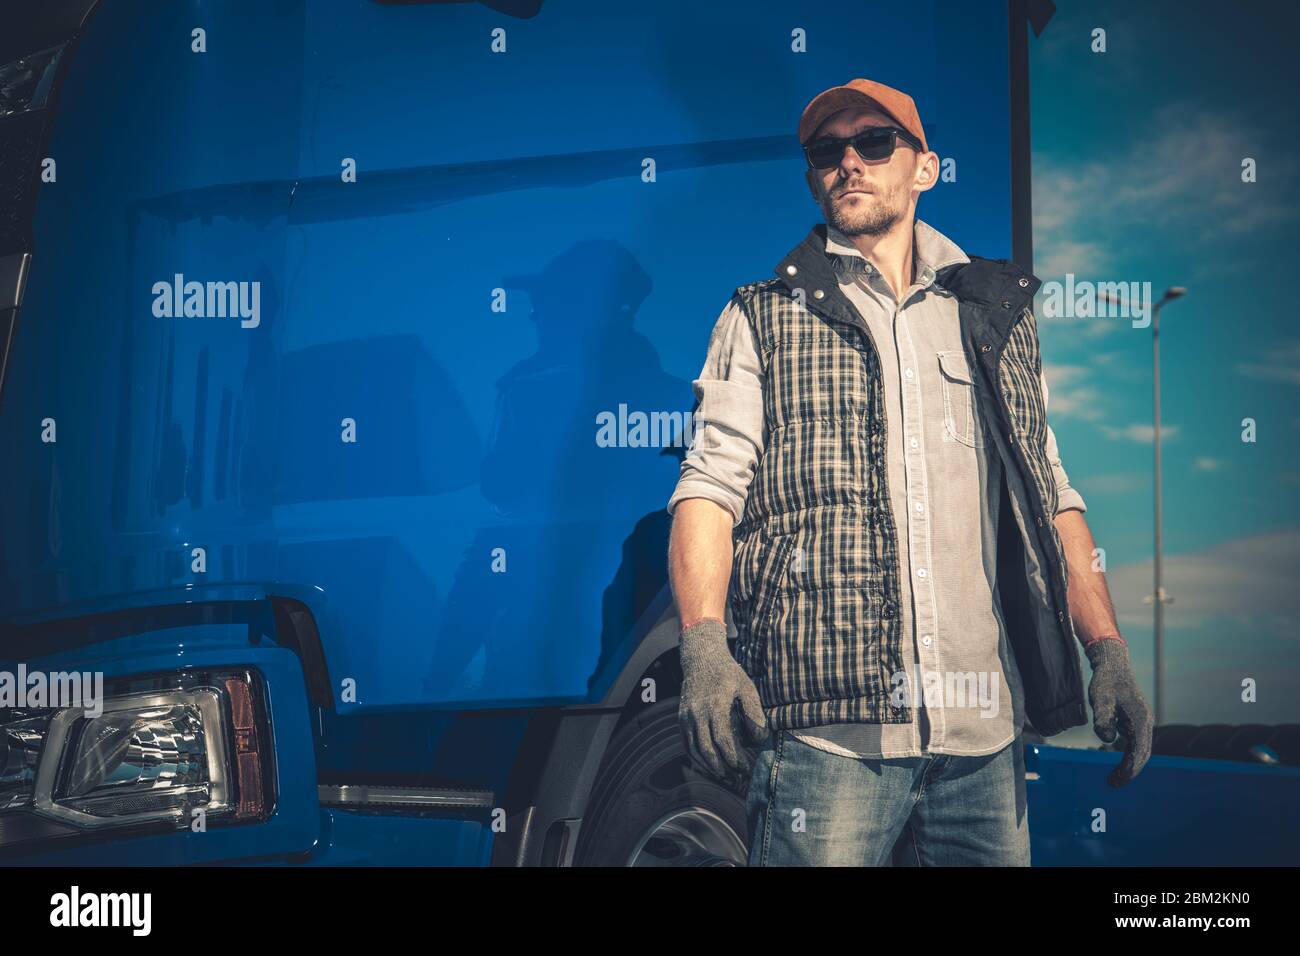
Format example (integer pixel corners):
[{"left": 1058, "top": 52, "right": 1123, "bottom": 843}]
[
  {"left": 35, "top": 688, "right": 230, "bottom": 827},
  {"left": 0, "top": 712, "right": 49, "bottom": 812},
  {"left": 0, "top": 670, "right": 271, "bottom": 846}
]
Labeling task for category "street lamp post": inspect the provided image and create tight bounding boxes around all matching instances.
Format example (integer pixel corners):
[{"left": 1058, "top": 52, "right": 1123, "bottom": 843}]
[
  {"left": 1100, "top": 285, "right": 1186, "bottom": 727},
  {"left": 1149, "top": 287, "right": 1186, "bottom": 727}
]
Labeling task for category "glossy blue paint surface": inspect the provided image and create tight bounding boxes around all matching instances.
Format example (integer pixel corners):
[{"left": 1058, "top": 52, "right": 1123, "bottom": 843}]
[
  {"left": 1026, "top": 744, "right": 1300, "bottom": 865},
  {"left": 296, "top": 747, "right": 1300, "bottom": 866},
  {"left": 0, "top": 0, "right": 1017, "bottom": 862},
  {"left": 0, "top": 0, "right": 1012, "bottom": 709},
  {"left": 287, "top": 809, "right": 494, "bottom": 867}
]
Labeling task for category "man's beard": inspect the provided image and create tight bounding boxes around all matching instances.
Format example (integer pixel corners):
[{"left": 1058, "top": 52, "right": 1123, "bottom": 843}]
[{"left": 819, "top": 181, "right": 904, "bottom": 237}]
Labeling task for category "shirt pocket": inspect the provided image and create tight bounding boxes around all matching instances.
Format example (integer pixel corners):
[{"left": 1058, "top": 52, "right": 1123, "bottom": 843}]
[
  {"left": 734, "top": 533, "right": 797, "bottom": 680},
  {"left": 753, "top": 534, "right": 797, "bottom": 639},
  {"left": 936, "top": 349, "right": 984, "bottom": 448}
]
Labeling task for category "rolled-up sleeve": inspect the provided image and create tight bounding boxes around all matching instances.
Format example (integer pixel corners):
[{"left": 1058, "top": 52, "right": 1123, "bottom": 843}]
[
  {"left": 666, "top": 295, "right": 766, "bottom": 526},
  {"left": 1041, "top": 368, "right": 1086, "bottom": 514}
]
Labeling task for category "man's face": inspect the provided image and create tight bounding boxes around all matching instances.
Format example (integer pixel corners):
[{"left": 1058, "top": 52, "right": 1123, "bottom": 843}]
[{"left": 805, "top": 107, "right": 925, "bottom": 237}]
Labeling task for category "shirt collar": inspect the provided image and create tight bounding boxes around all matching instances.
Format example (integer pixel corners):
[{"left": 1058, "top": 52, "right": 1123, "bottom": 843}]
[{"left": 824, "top": 218, "right": 970, "bottom": 289}]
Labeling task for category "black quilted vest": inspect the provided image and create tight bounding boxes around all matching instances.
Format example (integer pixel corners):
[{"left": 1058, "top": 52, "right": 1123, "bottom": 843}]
[{"left": 728, "top": 223, "right": 1087, "bottom": 737}]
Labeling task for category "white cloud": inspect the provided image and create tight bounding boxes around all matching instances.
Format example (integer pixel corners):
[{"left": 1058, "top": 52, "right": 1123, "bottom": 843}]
[
  {"left": 1033, "top": 233, "right": 1110, "bottom": 280},
  {"left": 1109, "top": 103, "right": 1296, "bottom": 235},
  {"left": 1104, "top": 528, "right": 1300, "bottom": 633},
  {"left": 1081, "top": 471, "right": 1146, "bottom": 495},
  {"left": 1234, "top": 340, "right": 1300, "bottom": 386},
  {"left": 1100, "top": 423, "right": 1179, "bottom": 443},
  {"left": 1033, "top": 102, "right": 1297, "bottom": 279},
  {"left": 1041, "top": 366, "right": 1107, "bottom": 422}
]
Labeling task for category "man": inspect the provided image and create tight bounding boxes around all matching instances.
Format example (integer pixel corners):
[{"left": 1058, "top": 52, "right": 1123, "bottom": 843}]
[{"left": 665, "top": 78, "right": 1154, "bottom": 866}]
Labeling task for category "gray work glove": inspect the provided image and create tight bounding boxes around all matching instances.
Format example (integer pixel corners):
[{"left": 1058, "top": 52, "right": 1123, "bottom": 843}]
[
  {"left": 678, "top": 618, "right": 768, "bottom": 780},
  {"left": 1085, "top": 638, "right": 1154, "bottom": 787}
]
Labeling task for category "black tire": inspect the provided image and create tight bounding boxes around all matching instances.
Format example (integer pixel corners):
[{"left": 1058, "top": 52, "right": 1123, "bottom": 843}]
[{"left": 574, "top": 697, "right": 751, "bottom": 866}]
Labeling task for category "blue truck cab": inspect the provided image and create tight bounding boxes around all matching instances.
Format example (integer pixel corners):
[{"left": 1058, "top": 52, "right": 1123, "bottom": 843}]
[{"left": 1, "top": 0, "right": 1297, "bottom": 866}]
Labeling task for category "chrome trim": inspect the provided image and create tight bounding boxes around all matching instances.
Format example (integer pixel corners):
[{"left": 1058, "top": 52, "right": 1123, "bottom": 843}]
[
  {"left": 551, "top": 815, "right": 580, "bottom": 867},
  {"left": 626, "top": 807, "right": 747, "bottom": 867},
  {"left": 318, "top": 784, "right": 495, "bottom": 809},
  {"left": 0, "top": 253, "right": 31, "bottom": 309},
  {"left": 513, "top": 804, "right": 536, "bottom": 865},
  {"left": 32, "top": 688, "right": 230, "bottom": 829}
]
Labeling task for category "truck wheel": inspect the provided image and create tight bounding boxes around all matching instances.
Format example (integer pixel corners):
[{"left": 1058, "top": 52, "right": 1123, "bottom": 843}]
[{"left": 574, "top": 697, "right": 750, "bottom": 866}]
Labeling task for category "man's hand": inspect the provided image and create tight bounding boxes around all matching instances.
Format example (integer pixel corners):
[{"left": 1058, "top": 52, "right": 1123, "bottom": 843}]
[
  {"left": 1085, "top": 637, "right": 1154, "bottom": 787},
  {"left": 1054, "top": 511, "right": 1154, "bottom": 787},
  {"left": 678, "top": 617, "right": 768, "bottom": 780}
]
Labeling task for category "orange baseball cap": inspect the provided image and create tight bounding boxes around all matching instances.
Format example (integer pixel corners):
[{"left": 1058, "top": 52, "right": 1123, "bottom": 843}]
[{"left": 798, "top": 77, "right": 929, "bottom": 154}]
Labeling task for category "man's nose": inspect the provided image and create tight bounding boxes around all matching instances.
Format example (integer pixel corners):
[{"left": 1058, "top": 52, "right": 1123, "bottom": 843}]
[{"left": 834, "top": 149, "right": 870, "bottom": 179}]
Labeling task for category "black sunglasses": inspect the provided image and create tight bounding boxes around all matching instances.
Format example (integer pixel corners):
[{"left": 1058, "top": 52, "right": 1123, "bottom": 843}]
[{"left": 803, "top": 126, "right": 924, "bottom": 170}]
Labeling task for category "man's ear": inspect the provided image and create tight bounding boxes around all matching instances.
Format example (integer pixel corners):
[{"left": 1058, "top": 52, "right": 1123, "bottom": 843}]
[{"left": 914, "top": 151, "right": 940, "bottom": 194}]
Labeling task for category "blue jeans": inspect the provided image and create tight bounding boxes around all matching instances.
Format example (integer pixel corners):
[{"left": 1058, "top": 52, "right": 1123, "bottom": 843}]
[{"left": 745, "top": 729, "right": 1031, "bottom": 866}]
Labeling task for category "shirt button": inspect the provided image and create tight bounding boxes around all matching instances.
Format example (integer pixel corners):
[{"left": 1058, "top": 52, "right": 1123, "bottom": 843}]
[
  {"left": 1018, "top": 277, "right": 1030, "bottom": 288},
  {"left": 921, "top": 635, "right": 932, "bottom": 646},
  {"left": 904, "top": 368, "right": 914, "bottom": 379},
  {"left": 915, "top": 502, "right": 924, "bottom": 513},
  {"left": 917, "top": 568, "right": 927, "bottom": 579},
  {"left": 813, "top": 289, "right": 825, "bottom": 299},
  {"left": 1035, "top": 515, "right": 1044, "bottom": 526},
  {"left": 786, "top": 264, "right": 797, "bottom": 276},
  {"left": 909, "top": 438, "right": 919, "bottom": 449}
]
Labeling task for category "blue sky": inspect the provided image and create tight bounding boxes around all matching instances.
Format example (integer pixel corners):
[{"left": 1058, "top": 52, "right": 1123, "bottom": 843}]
[{"left": 1027, "top": 0, "right": 1300, "bottom": 734}]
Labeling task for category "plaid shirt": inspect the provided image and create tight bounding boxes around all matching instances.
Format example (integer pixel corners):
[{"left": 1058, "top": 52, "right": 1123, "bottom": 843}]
[
  {"left": 669, "top": 223, "right": 1088, "bottom": 738},
  {"left": 669, "top": 220, "right": 1086, "bottom": 756}
]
